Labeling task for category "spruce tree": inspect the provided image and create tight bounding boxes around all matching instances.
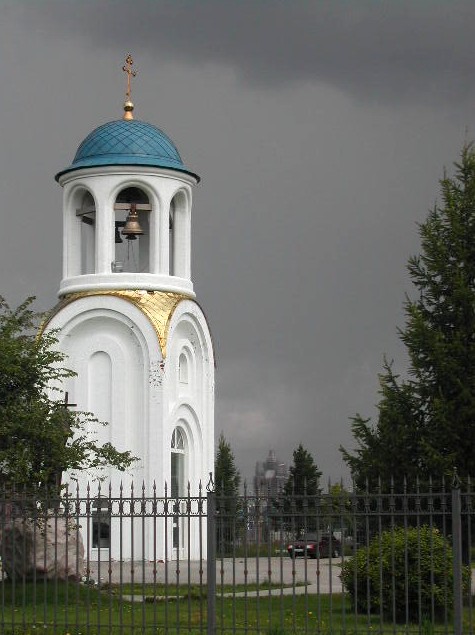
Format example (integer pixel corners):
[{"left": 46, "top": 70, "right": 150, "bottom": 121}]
[
  {"left": 282, "top": 444, "right": 322, "bottom": 532},
  {"left": 283, "top": 443, "right": 322, "bottom": 498},
  {"left": 214, "top": 432, "right": 241, "bottom": 497},
  {"left": 342, "top": 147, "right": 475, "bottom": 487},
  {"left": 214, "top": 432, "right": 241, "bottom": 552}
]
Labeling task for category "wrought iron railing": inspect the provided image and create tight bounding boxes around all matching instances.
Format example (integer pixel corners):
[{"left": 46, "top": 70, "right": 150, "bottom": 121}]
[{"left": 0, "top": 478, "right": 473, "bottom": 634}]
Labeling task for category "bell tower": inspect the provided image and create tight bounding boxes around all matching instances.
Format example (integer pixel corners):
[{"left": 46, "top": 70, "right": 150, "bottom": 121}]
[
  {"left": 56, "top": 57, "right": 196, "bottom": 299},
  {"left": 45, "top": 57, "right": 215, "bottom": 561}
]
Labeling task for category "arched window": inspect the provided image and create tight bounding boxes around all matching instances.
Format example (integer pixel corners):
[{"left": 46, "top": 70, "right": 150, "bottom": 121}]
[
  {"left": 113, "top": 187, "right": 151, "bottom": 273},
  {"left": 171, "top": 425, "right": 187, "bottom": 553},
  {"left": 171, "top": 426, "right": 185, "bottom": 498},
  {"left": 171, "top": 427, "right": 185, "bottom": 450}
]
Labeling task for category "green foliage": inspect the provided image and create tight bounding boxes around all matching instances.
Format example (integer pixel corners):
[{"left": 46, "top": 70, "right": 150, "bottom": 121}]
[
  {"left": 341, "top": 525, "right": 469, "bottom": 622},
  {"left": 0, "top": 296, "right": 136, "bottom": 492},
  {"left": 321, "top": 482, "right": 353, "bottom": 535},
  {"left": 342, "top": 146, "right": 475, "bottom": 486},
  {"left": 281, "top": 444, "right": 322, "bottom": 532},
  {"left": 214, "top": 432, "right": 241, "bottom": 553},
  {"left": 283, "top": 443, "right": 322, "bottom": 498},
  {"left": 341, "top": 365, "right": 426, "bottom": 487},
  {"left": 214, "top": 432, "right": 240, "bottom": 497}
]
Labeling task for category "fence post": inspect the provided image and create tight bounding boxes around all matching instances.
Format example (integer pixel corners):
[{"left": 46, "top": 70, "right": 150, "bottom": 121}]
[
  {"left": 452, "top": 472, "right": 463, "bottom": 635},
  {"left": 207, "top": 480, "right": 216, "bottom": 635}
]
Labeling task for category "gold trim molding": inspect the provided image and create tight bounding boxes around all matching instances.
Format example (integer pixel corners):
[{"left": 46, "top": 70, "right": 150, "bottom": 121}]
[{"left": 44, "top": 290, "right": 189, "bottom": 358}]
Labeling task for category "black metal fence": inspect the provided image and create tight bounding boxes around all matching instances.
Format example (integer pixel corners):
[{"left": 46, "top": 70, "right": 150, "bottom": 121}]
[{"left": 0, "top": 478, "right": 473, "bottom": 634}]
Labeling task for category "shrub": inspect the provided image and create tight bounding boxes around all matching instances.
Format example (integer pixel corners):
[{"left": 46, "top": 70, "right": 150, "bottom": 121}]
[{"left": 340, "top": 525, "right": 469, "bottom": 622}]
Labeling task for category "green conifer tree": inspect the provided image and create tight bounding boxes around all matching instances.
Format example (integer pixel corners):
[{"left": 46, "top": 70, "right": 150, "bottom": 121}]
[
  {"left": 214, "top": 432, "right": 241, "bottom": 497},
  {"left": 282, "top": 444, "right": 322, "bottom": 532},
  {"left": 283, "top": 443, "right": 322, "bottom": 498},
  {"left": 342, "top": 147, "right": 475, "bottom": 487},
  {"left": 214, "top": 432, "right": 241, "bottom": 553}
]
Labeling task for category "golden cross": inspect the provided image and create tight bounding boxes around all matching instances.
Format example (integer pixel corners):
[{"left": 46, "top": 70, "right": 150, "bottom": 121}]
[{"left": 122, "top": 54, "right": 137, "bottom": 99}]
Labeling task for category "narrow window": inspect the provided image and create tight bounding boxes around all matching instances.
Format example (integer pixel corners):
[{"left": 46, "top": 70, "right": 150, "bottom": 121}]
[
  {"left": 92, "top": 497, "right": 111, "bottom": 549},
  {"left": 171, "top": 426, "right": 186, "bottom": 550},
  {"left": 171, "top": 427, "right": 185, "bottom": 497}
]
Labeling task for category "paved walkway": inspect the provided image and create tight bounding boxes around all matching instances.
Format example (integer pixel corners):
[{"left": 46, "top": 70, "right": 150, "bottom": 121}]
[{"left": 88, "top": 556, "right": 344, "bottom": 594}]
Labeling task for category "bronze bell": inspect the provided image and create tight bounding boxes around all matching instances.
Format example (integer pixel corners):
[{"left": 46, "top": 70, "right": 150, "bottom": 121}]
[{"left": 121, "top": 204, "right": 144, "bottom": 240}]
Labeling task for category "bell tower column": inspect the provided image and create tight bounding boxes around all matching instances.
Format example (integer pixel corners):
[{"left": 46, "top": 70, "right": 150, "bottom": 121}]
[
  {"left": 173, "top": 194, "right": 190, "bottom": 279},
  {"left": 148, "top": 191, "right": 160, "bottom": 275},
  {"left": 160, "top": 191, "right": 171, "bottom": 275},
  {"left": 94, "top": 184, "right": 114, "bottom": 274}
]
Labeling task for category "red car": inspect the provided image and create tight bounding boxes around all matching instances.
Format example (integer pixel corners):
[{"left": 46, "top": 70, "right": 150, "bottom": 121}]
[{"left": 287, "top": 533, "right": 341, "bottom": 559}]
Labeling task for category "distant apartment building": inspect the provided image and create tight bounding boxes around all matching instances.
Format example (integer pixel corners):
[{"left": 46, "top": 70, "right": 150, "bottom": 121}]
[{"left": 254, "top": 450, "right": 288, "bottom": 496}]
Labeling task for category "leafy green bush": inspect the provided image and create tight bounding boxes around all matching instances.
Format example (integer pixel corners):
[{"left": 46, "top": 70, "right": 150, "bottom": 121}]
[{"left": 341, "top": 525, "right": 468, "bottom": 622}]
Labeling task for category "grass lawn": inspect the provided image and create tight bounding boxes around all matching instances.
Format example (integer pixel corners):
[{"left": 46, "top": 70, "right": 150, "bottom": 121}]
[{"left": 0, "top": 580, "right": 471, "bottom": 634}]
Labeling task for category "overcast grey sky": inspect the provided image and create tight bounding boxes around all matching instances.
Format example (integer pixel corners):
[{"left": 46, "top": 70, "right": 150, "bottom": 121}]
[{"left": 1, "top": 0, "right": 474, "bottom": 485}]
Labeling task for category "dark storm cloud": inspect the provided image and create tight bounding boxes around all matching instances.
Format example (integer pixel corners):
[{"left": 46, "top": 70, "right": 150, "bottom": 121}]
[
  {"left": 0, "top": 1, "right": 474, "bottom": 484},
  {"left": 13, "top": 0, "right": 475, "bottom": 104}
]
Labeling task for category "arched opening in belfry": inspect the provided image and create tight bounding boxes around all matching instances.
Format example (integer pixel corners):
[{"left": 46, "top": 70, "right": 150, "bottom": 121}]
[
  {"left": 79, "top": 190, "right": 96, "bottom": 275},
  {"left": 113, "top": 187, "right": 151, "bottom": 273},
  {"left": 169, "top": 191, "right": 188, "bottom": 278}
]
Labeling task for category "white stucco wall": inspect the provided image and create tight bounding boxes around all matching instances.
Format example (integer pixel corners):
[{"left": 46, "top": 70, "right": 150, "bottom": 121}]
[{"left": 46, "top": 293, "right": 214, "bottom": 561}]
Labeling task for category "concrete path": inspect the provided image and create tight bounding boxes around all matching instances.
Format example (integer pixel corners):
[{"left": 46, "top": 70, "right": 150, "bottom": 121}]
[{"left": 88, "top": 556, "right": 344, "bottom": 594}]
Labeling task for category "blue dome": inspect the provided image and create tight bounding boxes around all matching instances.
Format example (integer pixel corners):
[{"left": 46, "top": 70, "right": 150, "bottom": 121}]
[{"left": 55, "top": 119, "right": 199, "bottom": 181}]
